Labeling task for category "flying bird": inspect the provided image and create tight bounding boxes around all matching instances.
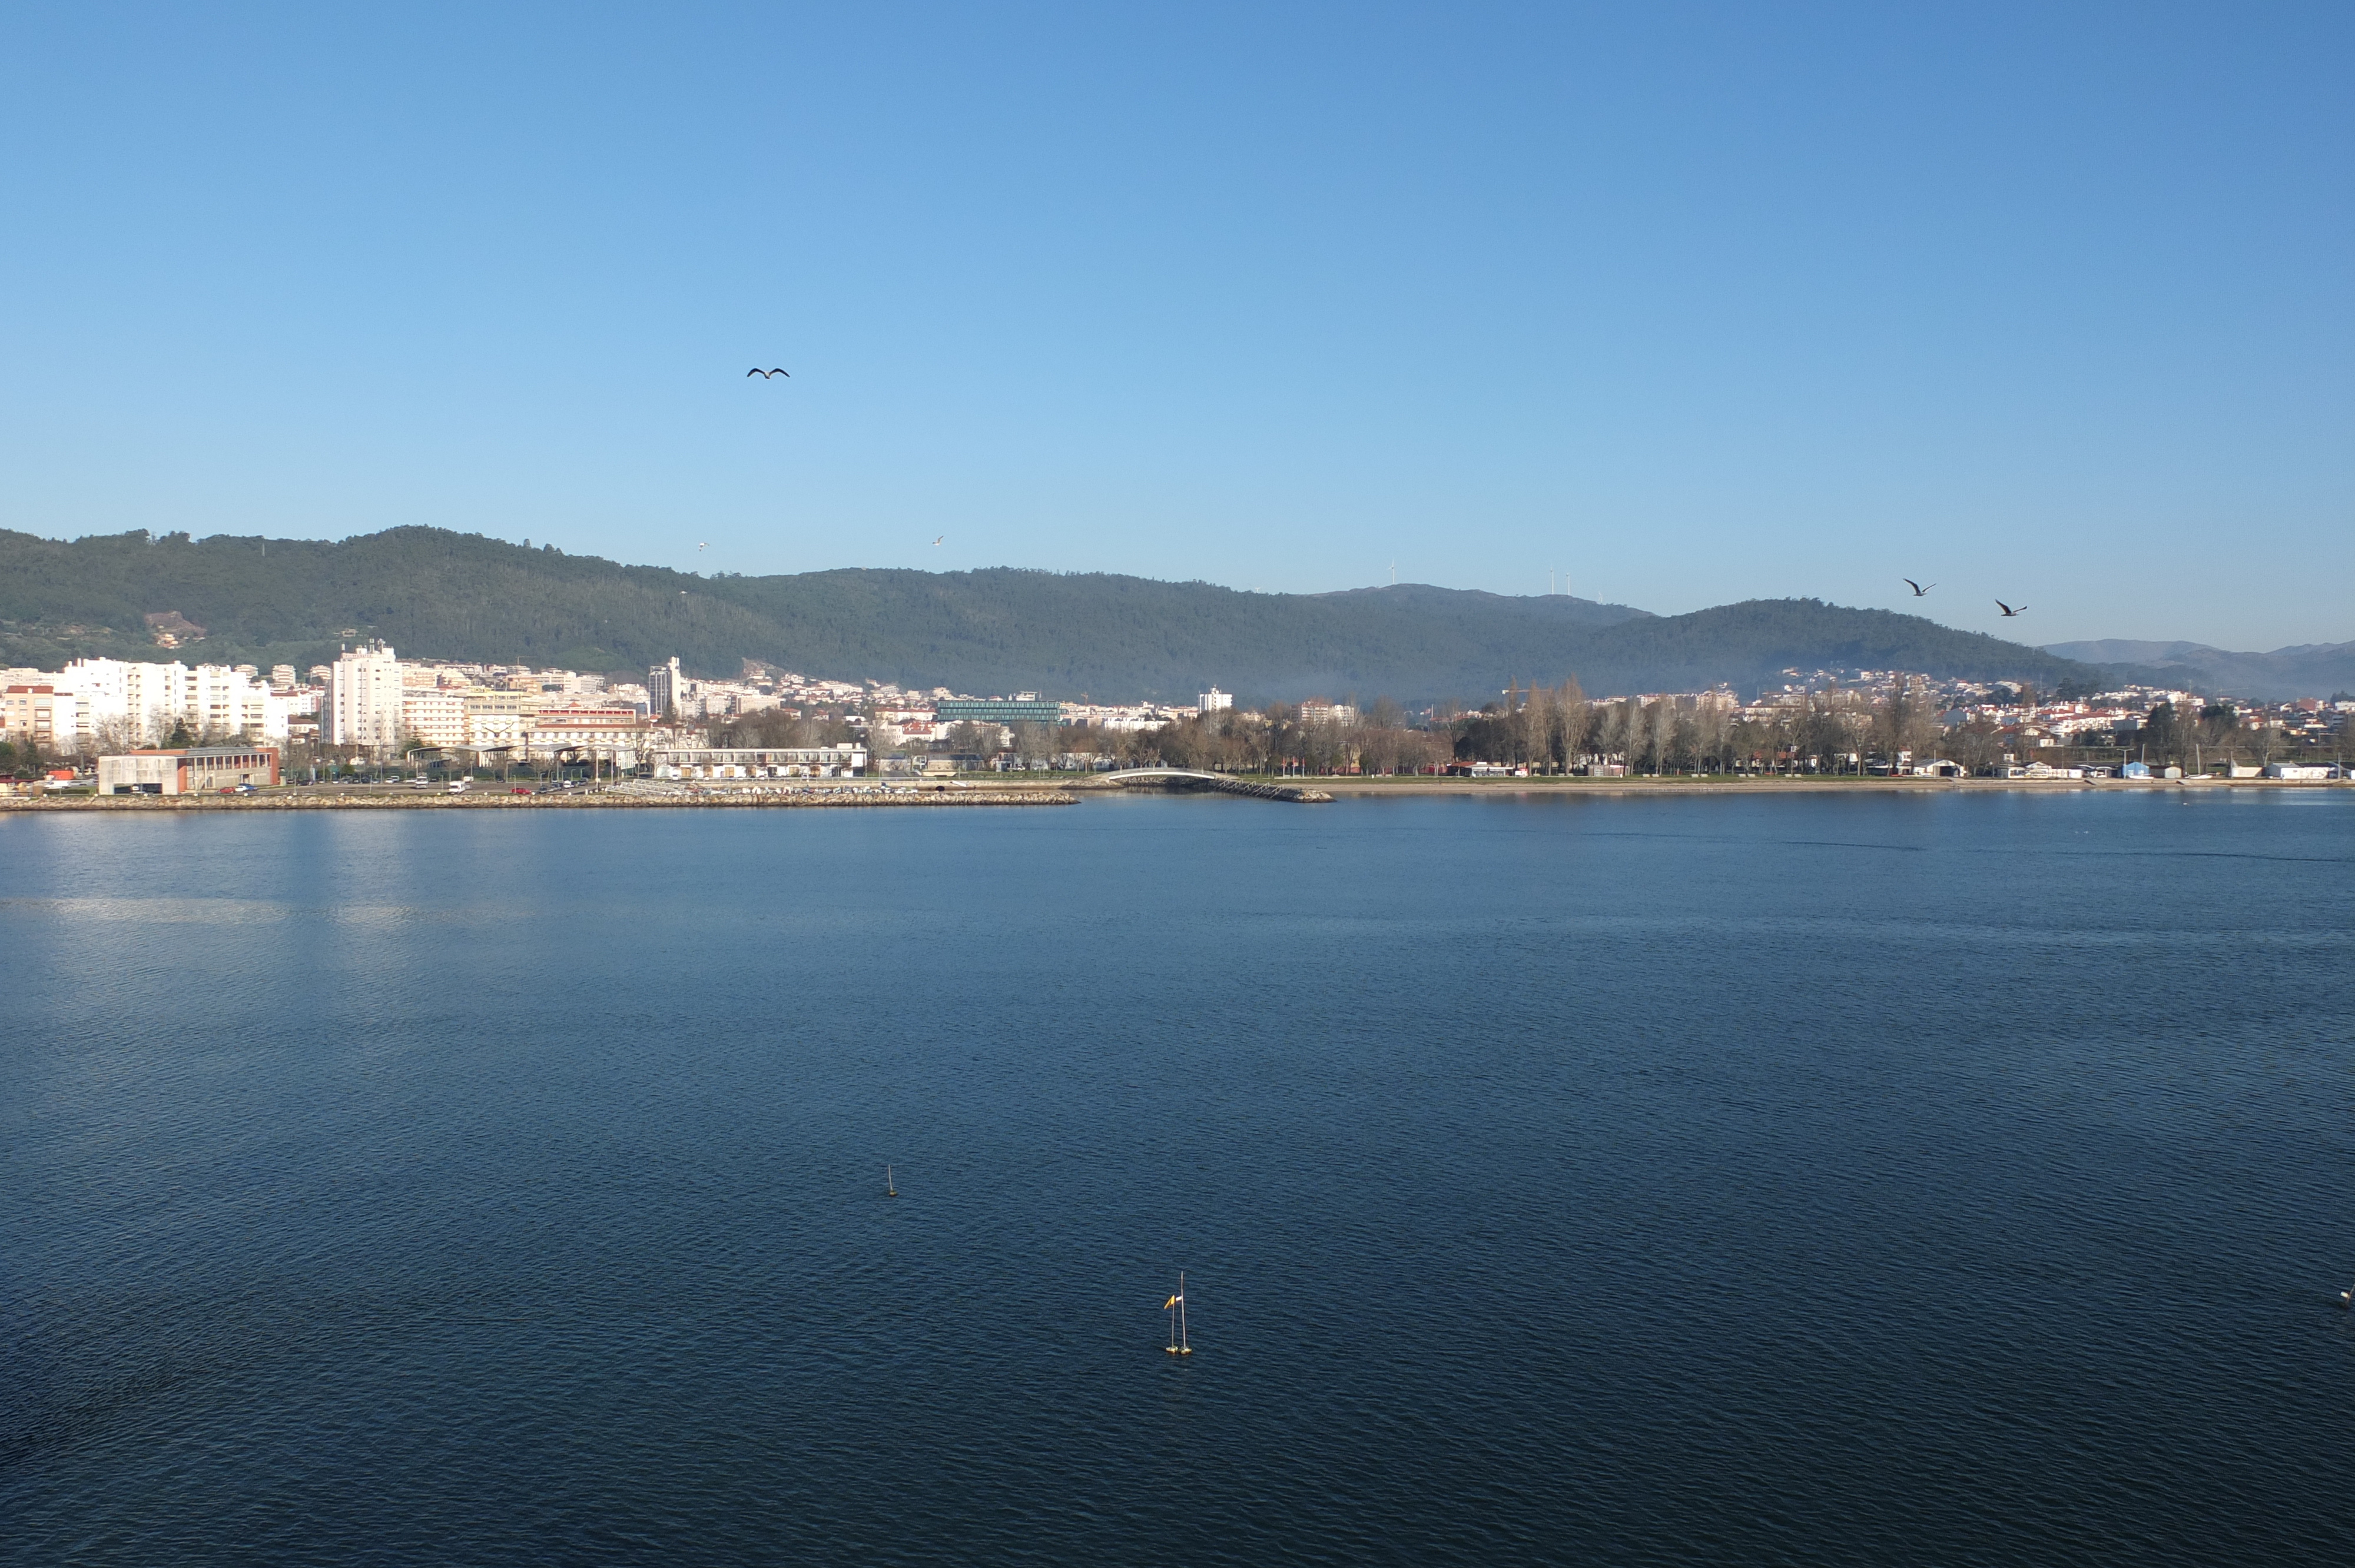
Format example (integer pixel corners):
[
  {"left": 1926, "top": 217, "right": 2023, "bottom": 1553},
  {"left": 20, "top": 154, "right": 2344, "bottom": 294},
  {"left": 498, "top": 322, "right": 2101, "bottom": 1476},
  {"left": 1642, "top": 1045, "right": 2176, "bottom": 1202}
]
[
  {"left": 698, "top": 542, "right": 708, "bottom": 551},
  {"left": 1996, "top": 599, "right": 2026, "bottom": 617},
  {"left": 932, "top": 535, "right": 944, "bottom": 546},
  {"left": 747, "top": 368, "right": 790, "bottom": 378},
  {"left": 1903, "top": 579, "right": 1935, "bottom": 596}
]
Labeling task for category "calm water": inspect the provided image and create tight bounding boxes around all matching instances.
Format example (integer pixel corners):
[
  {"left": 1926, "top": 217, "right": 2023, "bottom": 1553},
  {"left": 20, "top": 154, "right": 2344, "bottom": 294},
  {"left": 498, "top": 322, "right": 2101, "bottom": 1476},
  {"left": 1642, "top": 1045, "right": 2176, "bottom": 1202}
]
[{"left": 4, "top": 790, "right": 2353, "bottom": 1564}]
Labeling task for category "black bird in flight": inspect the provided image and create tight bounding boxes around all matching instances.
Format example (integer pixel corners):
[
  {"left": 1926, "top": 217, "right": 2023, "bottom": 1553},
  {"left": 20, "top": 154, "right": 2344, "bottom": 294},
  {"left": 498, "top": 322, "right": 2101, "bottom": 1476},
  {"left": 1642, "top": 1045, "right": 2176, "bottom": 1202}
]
[
  {"left": 747, "top": 368, "right": 790, "bottom": 378},
  {"left": 1996, "top": 599, "right": 2026, "bottom": 617},
  {"left": 1903, "top": 578, "right": 1935, "bottom": 596}
]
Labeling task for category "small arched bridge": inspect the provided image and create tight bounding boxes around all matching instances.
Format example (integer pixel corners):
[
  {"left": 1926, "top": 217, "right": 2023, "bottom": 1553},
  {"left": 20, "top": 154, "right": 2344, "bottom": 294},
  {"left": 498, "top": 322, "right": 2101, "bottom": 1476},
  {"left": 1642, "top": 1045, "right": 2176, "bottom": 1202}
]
[{"left": 1091, "top": 768, "right": 1331, "bottom": 803}]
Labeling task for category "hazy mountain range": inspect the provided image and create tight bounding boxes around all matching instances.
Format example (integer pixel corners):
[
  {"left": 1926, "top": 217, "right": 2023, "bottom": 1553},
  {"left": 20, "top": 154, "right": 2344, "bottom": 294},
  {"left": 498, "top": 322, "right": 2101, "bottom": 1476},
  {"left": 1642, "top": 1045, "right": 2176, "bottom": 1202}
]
[
  {"left": 0, "top": 524, "right": 2247, "bottom": 704},
  {"left": 2041, "top": 640, "right": 2355, "bottom": 703}
]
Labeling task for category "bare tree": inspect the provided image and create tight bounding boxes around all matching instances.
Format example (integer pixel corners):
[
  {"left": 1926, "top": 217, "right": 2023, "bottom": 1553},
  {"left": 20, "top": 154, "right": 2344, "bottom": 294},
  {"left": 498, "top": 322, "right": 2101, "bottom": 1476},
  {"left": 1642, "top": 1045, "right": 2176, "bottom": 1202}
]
[
  {"left": 1550, "top": 679, "right": 1591, "bottom": 771},
  {"left": 1010, "top": 721, "right": 1057, "bottom": 769}
]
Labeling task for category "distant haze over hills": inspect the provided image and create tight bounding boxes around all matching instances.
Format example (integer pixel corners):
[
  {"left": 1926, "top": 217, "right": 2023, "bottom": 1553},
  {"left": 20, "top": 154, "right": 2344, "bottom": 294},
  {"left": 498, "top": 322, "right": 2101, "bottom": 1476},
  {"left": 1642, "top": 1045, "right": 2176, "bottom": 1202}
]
[
  {"left": 4, "top": 526, "right": 2109, "bottom": 703},
  {"left": 2041, "top": 640, "right": 2355, "bottom": 703}
]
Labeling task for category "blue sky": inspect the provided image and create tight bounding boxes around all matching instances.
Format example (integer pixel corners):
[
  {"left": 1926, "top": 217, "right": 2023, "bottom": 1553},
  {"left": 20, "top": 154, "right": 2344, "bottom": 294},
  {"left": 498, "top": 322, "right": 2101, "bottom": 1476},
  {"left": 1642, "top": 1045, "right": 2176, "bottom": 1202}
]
[{"left": 2, "top": 3, "right": 2347, "bottom": 649}]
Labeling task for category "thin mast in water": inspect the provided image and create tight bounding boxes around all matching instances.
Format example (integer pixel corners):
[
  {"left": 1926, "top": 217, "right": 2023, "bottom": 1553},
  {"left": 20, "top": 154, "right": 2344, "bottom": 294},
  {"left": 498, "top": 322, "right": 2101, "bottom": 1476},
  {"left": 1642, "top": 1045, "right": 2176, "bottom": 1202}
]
[{"left": 1165, "top": 1271, "right": 1192, "bottom": 1356}]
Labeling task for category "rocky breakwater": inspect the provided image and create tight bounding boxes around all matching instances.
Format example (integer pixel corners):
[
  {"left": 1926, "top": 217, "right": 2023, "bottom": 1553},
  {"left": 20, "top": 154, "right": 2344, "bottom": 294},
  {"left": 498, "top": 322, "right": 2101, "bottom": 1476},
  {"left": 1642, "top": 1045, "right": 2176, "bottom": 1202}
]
[{"left": 6, "top": 784, "right": 1075, "bottom": 810}]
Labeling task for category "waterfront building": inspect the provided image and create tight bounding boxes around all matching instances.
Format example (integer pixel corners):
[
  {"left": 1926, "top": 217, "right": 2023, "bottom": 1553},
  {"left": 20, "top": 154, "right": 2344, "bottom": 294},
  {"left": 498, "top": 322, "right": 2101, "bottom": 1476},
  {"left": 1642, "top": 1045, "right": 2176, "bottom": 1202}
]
[
  {"left": 400, "top": 687, "right": 469, "bottom": 749},
  {"left": 526, "top": 710, "right": 665, "bottom": 768},
  {"left": 98, "top": 746, "right": 281, "bottom": 795},
  {"left": 465, "top": 705, "right": 531, "bottom": 752},
  {"left": 937, "top": 696, "right": 1061, "bottom": 727},
  {"left": 652, "top": 744, "right": 867, "bottom": 779},
  {"left": 324, "top": 645, "right": 403, "bottom": 749}
]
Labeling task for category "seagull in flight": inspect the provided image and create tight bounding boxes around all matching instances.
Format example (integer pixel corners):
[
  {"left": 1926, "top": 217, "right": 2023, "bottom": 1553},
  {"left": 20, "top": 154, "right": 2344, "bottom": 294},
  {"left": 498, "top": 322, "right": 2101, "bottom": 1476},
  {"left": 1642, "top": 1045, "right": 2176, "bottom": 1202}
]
[
  {"left": 932, "top": 535, "right": 945, "bottom": 546},
  {"left": 1903, "top": 578, "right": 1935, "bottom": 597},
  {"left": 747, "top": 368, "right": 790, "bottom": 378},
  {"left": 1996, "top": 599, "right": 2026, "bottom": 617},
  {"left": 698, "top": 542, "right": 708, "bottom": 552}
]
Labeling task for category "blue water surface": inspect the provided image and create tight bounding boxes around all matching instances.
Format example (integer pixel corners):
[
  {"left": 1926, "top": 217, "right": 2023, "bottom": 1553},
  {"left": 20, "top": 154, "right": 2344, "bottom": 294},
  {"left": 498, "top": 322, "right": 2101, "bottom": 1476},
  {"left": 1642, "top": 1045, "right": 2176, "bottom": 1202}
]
[{"left": 4, "top": 790, "right": 2352, "bottom": 1564}]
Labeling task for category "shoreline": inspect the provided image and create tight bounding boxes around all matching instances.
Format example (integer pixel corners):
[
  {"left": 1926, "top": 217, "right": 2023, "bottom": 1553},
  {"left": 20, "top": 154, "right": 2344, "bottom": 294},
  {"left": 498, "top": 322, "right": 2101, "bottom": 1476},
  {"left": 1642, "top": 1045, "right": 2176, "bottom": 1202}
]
[
  {"left": 1276, "top": 775, "right": 2353, "bottom": 798},
  {"left": 2, "top": 786, "right": 1076, "bottom": 811},
  {"left": 5, "top": 775, "right": 2345, "bottom": 811}
]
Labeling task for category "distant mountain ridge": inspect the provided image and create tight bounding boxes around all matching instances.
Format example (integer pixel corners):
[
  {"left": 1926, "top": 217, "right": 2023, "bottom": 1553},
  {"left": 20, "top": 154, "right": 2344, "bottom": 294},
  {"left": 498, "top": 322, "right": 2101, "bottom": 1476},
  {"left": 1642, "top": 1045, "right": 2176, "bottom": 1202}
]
[
  {"left": 2043, "top": 639, "right": 2355, "bottom": 702},
  {"left": 0, "top": 525, "right": 2098, "bottom": 703}
]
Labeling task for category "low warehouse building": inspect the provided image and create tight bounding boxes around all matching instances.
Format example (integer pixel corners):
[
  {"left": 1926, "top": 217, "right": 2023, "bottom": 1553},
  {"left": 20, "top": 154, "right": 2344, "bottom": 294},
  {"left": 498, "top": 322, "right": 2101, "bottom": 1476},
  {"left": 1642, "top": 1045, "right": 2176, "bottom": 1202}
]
[{"left": 99, "top": 746, "right": 281, "bottom": 795}]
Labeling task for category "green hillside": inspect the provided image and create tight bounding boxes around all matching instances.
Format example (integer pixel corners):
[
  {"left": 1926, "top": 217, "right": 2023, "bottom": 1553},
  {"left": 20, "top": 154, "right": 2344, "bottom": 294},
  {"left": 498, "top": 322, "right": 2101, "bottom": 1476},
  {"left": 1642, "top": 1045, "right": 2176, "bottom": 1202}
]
[{"left": 0, "top": 526, "right": 2096, "bottom": 701}]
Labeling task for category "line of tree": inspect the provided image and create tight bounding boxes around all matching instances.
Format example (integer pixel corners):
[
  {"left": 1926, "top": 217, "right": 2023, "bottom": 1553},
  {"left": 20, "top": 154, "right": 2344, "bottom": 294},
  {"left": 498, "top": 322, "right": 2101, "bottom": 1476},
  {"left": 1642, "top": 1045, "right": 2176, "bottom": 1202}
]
[
  {"left": 926, "top": 677, "right": 2346, "bottom": 778},
  {"left": 1113, "top": 678, "right": 1952, "bottom": 776}
]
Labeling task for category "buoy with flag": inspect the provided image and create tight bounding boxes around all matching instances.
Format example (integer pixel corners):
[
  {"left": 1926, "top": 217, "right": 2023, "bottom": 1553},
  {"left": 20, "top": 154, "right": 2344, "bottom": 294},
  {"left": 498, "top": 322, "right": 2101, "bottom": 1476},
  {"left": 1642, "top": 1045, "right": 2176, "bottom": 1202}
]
[{"left": 1165, "top": 1272, "right": 1192, "bottom": 1356}]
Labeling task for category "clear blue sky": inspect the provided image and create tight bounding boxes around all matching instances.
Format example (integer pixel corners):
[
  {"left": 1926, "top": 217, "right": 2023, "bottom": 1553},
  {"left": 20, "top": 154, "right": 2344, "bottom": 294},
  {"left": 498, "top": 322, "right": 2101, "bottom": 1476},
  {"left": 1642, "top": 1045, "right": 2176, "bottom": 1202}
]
[{"left": 2, "top": 3, "right": 2347, "bottom": 649}]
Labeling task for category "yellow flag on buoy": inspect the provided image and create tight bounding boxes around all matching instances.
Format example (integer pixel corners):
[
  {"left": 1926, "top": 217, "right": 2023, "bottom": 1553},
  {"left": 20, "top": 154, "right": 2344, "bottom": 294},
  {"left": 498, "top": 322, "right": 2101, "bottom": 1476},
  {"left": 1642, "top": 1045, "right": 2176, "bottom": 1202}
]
[{"left": 1164, "top": 1294, "right": 1182, "bottom": 1309}]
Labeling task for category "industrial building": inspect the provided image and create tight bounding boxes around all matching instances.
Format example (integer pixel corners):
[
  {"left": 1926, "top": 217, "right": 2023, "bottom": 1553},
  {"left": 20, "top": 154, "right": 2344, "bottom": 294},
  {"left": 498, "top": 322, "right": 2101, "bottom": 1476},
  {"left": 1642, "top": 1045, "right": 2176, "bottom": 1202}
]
[{"left": 98, "top": 746, "right": 282, "bottom": 795}]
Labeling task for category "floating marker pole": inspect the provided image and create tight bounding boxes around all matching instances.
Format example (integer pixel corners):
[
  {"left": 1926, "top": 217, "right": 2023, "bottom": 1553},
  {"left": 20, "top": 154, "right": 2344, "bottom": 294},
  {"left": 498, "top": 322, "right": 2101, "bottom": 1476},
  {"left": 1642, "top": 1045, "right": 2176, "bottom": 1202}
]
[
  {"left": 1166, "top": 1271, "right": 1192, "bottom": 1356},
  {"left": 885, "top": 1164, "right": 896, "bottom": 1197}
]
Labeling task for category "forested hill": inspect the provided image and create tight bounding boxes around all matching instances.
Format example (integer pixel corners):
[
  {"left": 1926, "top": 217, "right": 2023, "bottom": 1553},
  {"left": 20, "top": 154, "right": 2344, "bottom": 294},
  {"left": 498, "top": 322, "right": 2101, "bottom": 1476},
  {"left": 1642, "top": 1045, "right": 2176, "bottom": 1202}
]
[
  {"left": 2042, "top": 639, "right": 2355, "bottom": 702},
  {"left": 0, "top": 526, "right": 2096, "bottom": 701}
]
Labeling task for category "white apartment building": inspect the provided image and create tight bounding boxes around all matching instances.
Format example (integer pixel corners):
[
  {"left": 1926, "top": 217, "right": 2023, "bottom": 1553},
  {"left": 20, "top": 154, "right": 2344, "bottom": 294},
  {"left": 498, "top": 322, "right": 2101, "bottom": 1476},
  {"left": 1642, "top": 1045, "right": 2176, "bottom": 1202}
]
[
  {"left": 1057, "top": 702, "right": 1186, "bottom": 732},
  {"left": 1199, "top": 688, "right": 1233, "bottom": 712},
  {"left": 644, "top": 657, "right": 777, "bottom": 722},
  {"left": 48, "top": 658, "right": 287, "bottom": 745},
  {"left": 58, "top": 658, "right": 179, "bottom": 744},
  {"left": 649, "top": 657, "right": 684, "bottom": 717},
  {"left": 187, "top": 663, "right": 266, "bottom": 739},
  {"left": 400, "top": 687, "right": 470, "bottom": 749},
  {"left": 324, "top": 645, "right": 404, "bottom": 749}
]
